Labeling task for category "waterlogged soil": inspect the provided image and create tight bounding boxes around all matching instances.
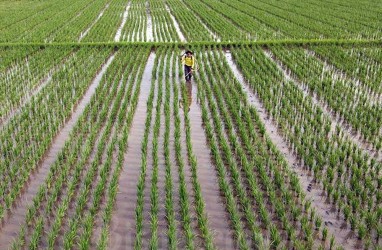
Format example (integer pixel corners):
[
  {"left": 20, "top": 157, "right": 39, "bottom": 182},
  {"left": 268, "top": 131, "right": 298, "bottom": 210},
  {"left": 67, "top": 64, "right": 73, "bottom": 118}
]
[
  {"left": 140, "top": 67, "right": 160, "bottom": 249},
  {"left": 0, "top": 53, "right": 116, "bottom": 249},
  {"left": 108, "top": 52, "right": 155, "bottom": 249},
  {"left": 224, "top": 51, "right": 358, "bottom": 249},
  {"left": 188, "top": 80, "right": 235, "bottom": 249},
  {"left": 200, "top": 53, "right": 255, "bottom": 247},
  {"left": 170, "top": 64, "right": 186, "bottom": 248}
]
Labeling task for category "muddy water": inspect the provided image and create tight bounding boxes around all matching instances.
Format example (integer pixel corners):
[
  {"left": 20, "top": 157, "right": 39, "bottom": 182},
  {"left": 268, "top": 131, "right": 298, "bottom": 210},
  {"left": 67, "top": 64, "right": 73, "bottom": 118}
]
[
  {"left": 224, "top": 51, "right": 358, "bottom": 249},
  {"left": 141, "top": 60, "right": 160, "bottom": 249},
  {"left": 188, "top": 80, "right": 235, "bottom": 248},
  {"left": 146, "top": 2, "right": 153, "bottom": 42},
  {"left": 177, "top": 79, "right": 205, "bottom": 248},
  {"left": 155, "top": 62, "right": 169, "bottom": 249},
  {"left": 165, "top": 5, "right": 186, "bottom": 42},
  {"left": 108, "top": 52, "right": 155, "bottom": 249},
  {"left": 114, "top": 2, "right": 131, "bottom": 42},
  {"left": 89, "top": 71, "right": 135, "bottom": 249},
  {"left": 0, "top": 53, "right": 116, "bottom": 249},
  {"left": 79, "top": 3, "right": 110, "bottom": 42},
  {"left": 264, "top": 49, "right": 381, "bottom": 160}
]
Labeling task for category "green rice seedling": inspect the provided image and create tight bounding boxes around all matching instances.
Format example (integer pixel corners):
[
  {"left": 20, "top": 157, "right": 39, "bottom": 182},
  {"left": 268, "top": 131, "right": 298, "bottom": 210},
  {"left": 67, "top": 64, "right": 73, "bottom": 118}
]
[
  {"left": 29, "top": 217, "right": 43, "bottom": 250},
  {"left": 329, "top": 235, "right": 335, "bottom": 250},
  {"left": 322, "top": 227, "right": 328, "bottom": 242},
  {"left": 315, "top": 216, "right": 322, "bottom": 230}
]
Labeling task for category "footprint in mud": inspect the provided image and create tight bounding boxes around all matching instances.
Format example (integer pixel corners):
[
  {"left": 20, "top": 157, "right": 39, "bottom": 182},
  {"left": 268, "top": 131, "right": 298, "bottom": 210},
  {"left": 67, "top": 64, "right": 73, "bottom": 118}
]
[
  {"left": 307, "top": 183, "right": 312, "bottom": 192},
  {"left": 325, "top": 221, "right": 333, "bottom": 226}
]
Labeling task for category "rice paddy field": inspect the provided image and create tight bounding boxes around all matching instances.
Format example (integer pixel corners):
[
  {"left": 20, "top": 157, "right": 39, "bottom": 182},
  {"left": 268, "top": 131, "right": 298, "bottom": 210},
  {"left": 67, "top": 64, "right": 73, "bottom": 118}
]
[{"left": 0, "top": 0, "right": 382, "bottom": 249}]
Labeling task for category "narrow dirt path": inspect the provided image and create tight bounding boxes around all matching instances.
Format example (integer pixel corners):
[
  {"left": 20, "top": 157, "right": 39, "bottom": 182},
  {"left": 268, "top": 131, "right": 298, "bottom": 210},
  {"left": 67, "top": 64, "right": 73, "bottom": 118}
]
[
  {"left": 188, "top": 80, "right": 235, "bottom": 249},
  {"left": 224, "top": 50, "right": 357, "bottom": 250},
  {"left": 114, "top": 2, "right": 131, "bottom": 42},
  {"left": 263, "top": 49, "right": 381, "bottom": 161},
  {"left": 108, "top": 52, "right": 155, "bottom": 250},
  {"left": 0, "top": 52, "right": 116, "bottom": 250}
]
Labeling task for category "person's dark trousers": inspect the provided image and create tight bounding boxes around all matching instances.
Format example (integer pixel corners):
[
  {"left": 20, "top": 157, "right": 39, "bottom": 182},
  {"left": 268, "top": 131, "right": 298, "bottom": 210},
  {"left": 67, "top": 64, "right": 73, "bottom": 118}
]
[{"left": 185, "top": 65, "right": 192, "bottom": 81}]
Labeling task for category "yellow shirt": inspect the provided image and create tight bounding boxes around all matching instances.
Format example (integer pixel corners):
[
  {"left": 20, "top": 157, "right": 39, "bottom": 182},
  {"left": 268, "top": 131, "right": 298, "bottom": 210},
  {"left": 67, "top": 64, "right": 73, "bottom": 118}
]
[{"left": 182, "top": 55, "right": 195, "bottom": 68}]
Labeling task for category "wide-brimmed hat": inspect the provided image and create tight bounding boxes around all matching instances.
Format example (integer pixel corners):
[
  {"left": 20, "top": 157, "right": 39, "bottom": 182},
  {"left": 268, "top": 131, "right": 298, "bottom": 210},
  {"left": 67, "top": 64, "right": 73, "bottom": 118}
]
[{"left": 185, "top": 50, "right": 193, "bottom": 55}]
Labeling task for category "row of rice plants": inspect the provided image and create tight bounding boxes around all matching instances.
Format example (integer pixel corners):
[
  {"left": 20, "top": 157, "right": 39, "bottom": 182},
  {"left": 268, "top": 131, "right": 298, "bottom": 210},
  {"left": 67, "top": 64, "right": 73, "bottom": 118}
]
[
  {"left": 165, "top": 0, "right": 213, "bottom": 41},
  {"left": 0, "top": 47, "right": 111, "bottom": 220},
  {"left": 47, "top": 0, "right": 109, "bottom": 42},
  {"left": 119, "top": 0, "right": 147, "bottom": 42},
  {"left": 148, "top": 0, "right": 180, "bottom": 42},
  {"left": 311, "top": 46, "right": 382, "bottom": 94},
  {"left": 221, "top": 0, "right": 317, "bottom": 39},
  {"left": 232, "top": 45, "right": 382, "bottom": 249},
  {"left": 269, "top": 46, "right": 382, "bottom": 151},
  {"left": 134, "top": 47, "right": 161, "bottom": 249},
  {"left": 9, "top": 46, "right": 149, "bottom": 249},
  {"left": 20, "top": 0, "right": 105, "bottom": 42},
  {"left": 82, "top": 0, "right": 130, "bottom": 42},
  {"left": 148, "top": 46, "right": 165, "bottom": 249},
  {"left": 0, "top": 0, "right": 59, "bottom": 30},
  {"left": 196, "top": 46, "right": 331, "bottom": 249},
  {"left": 255, "top": 0, "right": 380, "bottom": 39},
  {"left": 188, "top": 0, "right": 275, "bottom": 41},
  {"left": 234, "top": 0, "right": 380, "bottom": 40},
  {"left": 180, "top": 0, "right": 245, "bottom": 41},
  {"left": 178, "top": 49, "right": 215, "bottom": 248},
  {"left": 164, "top": 51, "right": 178, "bottom": 249},
  {"left": 0, "top": 0, "right": 88, "bottom": 42},
  {"left": 0, "top": 46, "right": 38, "bottom": 72},
  {"left": 0, "top": 47, "right": 72, "bottom": 120}
]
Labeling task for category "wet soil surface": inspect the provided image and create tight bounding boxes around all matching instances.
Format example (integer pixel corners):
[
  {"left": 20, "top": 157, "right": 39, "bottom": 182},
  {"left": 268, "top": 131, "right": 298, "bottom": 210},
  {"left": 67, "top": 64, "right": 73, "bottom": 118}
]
[
  {"left": 188, "top": 80, "right": 236, "bottom": 249},
  {"left": 108, "top": 52, "right": 155, "bottom": 249}
]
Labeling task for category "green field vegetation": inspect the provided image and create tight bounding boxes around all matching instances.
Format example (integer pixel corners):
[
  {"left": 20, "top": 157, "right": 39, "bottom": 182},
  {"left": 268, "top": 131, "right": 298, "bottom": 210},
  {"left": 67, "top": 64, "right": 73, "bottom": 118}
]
[{"left": 0, "top": 0, "right": 381, "bottom": 249}]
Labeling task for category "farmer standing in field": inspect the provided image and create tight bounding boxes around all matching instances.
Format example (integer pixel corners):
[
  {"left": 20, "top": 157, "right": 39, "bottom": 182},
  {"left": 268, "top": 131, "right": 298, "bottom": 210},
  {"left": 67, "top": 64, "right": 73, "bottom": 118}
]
[{"left": 181, "top": 50, "right": 195, "bottom": 82}]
